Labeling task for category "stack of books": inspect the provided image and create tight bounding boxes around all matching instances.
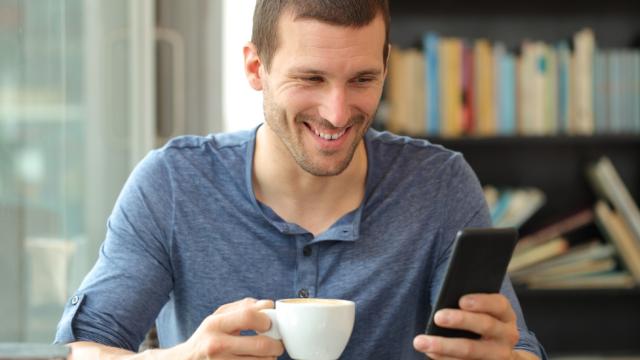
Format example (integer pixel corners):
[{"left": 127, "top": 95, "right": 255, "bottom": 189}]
[
  {"left": 385, "top": 29, "right": 640, "bottom": 138},
  {"left": 506, "top": 156, "right": 640, "bottom": 289},
  {"left": 484, "top": 186, "right": 546, "bottom": 228}
]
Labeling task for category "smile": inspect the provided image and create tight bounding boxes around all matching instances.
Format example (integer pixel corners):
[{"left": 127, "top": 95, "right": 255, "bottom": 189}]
[{"left": 312, "top": 127, "right": 347, "bottom": 140}]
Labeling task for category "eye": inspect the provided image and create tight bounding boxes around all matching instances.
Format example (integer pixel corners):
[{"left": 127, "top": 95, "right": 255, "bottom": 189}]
[
  {"left": 303, "top": 76, "right": 324, "bottom": 83},
  {"left": 353, "top": 76, "right": 374, "bottom": 84}
]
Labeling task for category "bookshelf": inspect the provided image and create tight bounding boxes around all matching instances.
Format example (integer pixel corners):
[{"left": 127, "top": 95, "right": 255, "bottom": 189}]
[
  {"left": 387, "top": 0, "right": 640, "bottom": 356},
  {"left": 430, "top": 135, "right": 640, "bottom": 355}
]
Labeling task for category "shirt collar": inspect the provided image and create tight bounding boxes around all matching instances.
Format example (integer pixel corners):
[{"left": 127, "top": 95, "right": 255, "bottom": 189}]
[{"left": 245, "top": 123, "right": 370, "bottom": 242}]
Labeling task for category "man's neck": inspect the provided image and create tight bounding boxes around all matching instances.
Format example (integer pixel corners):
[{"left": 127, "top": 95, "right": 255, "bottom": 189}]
[{"left": 252, "top": 124, "right": 367, "bottom": 235}]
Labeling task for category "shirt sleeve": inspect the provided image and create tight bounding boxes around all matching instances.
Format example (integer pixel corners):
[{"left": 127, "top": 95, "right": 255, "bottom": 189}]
[
  {"left": 429, "top": 152, "right": 548, "bottom": 360},
  {"left": 54, "top": 149, "right": 175, "bottom": 351}
]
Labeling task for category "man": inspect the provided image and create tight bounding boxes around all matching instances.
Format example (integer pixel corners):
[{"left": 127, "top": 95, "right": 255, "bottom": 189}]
[{"left": 55, "top": 1, "right": 546, "bottom": 359}]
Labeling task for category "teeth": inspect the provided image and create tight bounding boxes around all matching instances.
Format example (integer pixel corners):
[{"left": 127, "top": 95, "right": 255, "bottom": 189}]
[{"left": 313, "top": 128, "right": 346, "bottom": 140}]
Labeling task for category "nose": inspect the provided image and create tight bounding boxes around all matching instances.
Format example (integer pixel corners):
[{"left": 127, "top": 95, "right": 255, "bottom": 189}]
[{"left": 318, "top": 85, "right": 350, "bottom": 128}]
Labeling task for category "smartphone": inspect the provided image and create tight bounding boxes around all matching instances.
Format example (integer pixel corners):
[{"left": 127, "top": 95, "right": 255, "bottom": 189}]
[{"left": 425, "top": 227, "right": 518, "bottom": 339}]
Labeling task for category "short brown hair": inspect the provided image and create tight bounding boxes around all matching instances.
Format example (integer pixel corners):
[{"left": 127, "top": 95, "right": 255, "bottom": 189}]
[{"left": 251, "top": 0, "right": 390, "bottom": 72}]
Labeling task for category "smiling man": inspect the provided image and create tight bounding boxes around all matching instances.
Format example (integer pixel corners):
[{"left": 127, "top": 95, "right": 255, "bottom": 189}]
[{"left": 55, "top": 1, "right": 546, "bottom": 359}]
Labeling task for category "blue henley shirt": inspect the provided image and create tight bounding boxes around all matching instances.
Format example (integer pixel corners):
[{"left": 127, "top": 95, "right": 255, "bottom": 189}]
[{"left": 55, "top": 126, "right": 545, "bottom": 359}]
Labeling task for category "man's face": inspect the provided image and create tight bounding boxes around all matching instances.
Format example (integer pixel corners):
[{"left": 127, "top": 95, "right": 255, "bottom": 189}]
[{"left": 260, "top": 12, "right": 387, "bottom": 177}]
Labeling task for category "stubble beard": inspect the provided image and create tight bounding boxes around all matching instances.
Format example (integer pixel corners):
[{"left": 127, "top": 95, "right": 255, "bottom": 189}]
[{"left": 262, "top": 95, "right": 370, "bottom": 177}]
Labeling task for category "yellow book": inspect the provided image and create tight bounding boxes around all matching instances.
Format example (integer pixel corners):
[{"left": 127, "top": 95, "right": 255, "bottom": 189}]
[
  {"left": 545, "top": 45, "right": 558, "bottom": 134},
  {"left": 508, "top": 237, "right": 570, "bottom": 272},
  {"left": 405, "top": 49, "right": 426, "bottom": 136},
  {"left": 386, "top": 47, "right": 406, "bottom": 134},
  {"left": 474, "top": 39, "right": 495, "bottom": 136},
  {"left": 439, "top": 38, "right": 463, "bottom": 137},
  {"left": 594, "top": 201, "right": 640, "bottom": 283},
  {"left": 572, "top": 28, "right": 596, "bottom": 135}
]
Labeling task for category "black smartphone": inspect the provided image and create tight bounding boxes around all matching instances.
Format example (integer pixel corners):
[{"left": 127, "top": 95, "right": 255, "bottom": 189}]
[{"left": 425, "top": 227, "right": 518, "bottom": 339}]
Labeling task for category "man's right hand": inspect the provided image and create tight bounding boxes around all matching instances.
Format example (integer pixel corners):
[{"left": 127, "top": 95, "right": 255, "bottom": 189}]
[
  {"left": 180, "top": 297, "right": 284, "bottom": 359},
  {"left": 68, "top": 298, "right": 285, "bottom": 360}
]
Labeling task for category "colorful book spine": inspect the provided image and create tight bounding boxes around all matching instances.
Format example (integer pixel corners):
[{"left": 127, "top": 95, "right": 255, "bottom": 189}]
[
  {"left": 423, "top": 32, "right": 440, "bottom": 135},
  {"left": 474, "top": 38, "right": 495, "bottom": 136},
  {"left": 462, "top": 42, "right": 475, "bottom": 134},
  {"left": 439, "top": 38, "right": 463, "bottom": 137},
  {"left": 499, "top": 52, "right": 516, "bottom": 135},
  {"left": 573, "top": 28, "right": 596, "bottom": 135},
  {"left": 593, "top": 50, "right": 608, "bottom": 133},
  {"left": 556, "top": 41, "right": 571, "bottom": 134}
]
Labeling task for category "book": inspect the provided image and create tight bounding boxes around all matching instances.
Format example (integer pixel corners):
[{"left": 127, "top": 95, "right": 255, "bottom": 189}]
[
  {"left": 423, "top": 32, "right": 441, "bottom": 135},
  {"left": 588, "top": 156, "right": 640, "bottom": 247},
  {"left": 572, "top": 28, "right": 596, "bottom": 135},
  {"left": 593, "top": 50, "right": 609, "bottom": 133},
  {"left": 493, "top": 188, "right": 546, "bottom": 228},
  {"left": 514, "top": 208, "right": 594, "bottom": 255},
  {"left": 593, "top": 201, "right": 640, "bottom": 283},
  {"left": 556, "top": 41, "right": 571, "bottom": 133},
  {"left": 510, "top": 240, "right": 615, "bottom": 280},
  {"left": 519, "top": 258, "right": 617, "bottom": 286},
  {"left": 544, "top": 45, "right": 558, "bottom": 135},
  {"left": 496, "top": 44, "right": 517, "bottom": 135},
  {"left": 461, "top": 42, "right": 475, "bottom": 134},
  {"left": 527, "top": 271, "right": 636, "bottom": 290},
  {"left": 387, "top": 47, "right": 426, "bottom": 135},
  {"left": 508, "top": 237, "right": 570, "bottom": 273},
  {"left": 474, "top": 38, "right": 495, "bottom": 136},
  {"left": 439, "top": 38, "right": 463, "bottom": 137}
]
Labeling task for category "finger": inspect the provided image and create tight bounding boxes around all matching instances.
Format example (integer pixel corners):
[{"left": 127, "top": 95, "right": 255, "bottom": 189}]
[
  {"left": 214, "top": 297, "right": 258, "bottom": 315},
  {"left": 253, "top": 299, "right": 275, "bottom": 310},
  {"left": 216, "top": 306, "right": 274, "bottom": 334},
  {"left": 415, "top": 335, "right": 513, "bottom": 360},
  {"left": 228, "top": 334, "right": 285, "bottom": 357},
  {"left": 433, "top": 309, "right": 518, "bottom": 343},
  {"left": 459, "top": 294, "right": 516, "bottom": 323}
]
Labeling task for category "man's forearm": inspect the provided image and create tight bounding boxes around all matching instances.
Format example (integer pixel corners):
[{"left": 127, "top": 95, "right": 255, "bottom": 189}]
[{"left": 68, "top": 341, "right": 188, "bottom": 360}]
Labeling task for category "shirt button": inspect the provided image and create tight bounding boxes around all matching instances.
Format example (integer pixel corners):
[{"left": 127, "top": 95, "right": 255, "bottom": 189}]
[
  {"left": 298, "top": 288, "right": 310, "bottom": 298},
  {"left": 302, "top": 246, "right": 312, "bottom": 257},
  {"left": 71, "top": 295, "right": 79, "bottom": 305}
]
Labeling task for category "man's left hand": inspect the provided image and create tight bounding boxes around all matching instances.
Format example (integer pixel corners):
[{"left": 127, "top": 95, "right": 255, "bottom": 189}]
[{"left": 413, "top": 293, "right": 539, "bottom": 360}]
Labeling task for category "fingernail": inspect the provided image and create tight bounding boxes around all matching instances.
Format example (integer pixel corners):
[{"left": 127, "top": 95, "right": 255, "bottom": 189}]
[
  {"left": 434, "top": 310, "right": 451, "bottom": 325},
  {"left": 415, "top": 336, "right": 433, "bottom": 351},
  {"left": 462, "top": 296, "right": 476, "bottom": 308},
  {"left": 256, "top": 299, "right": 273, "bottom": 307}
]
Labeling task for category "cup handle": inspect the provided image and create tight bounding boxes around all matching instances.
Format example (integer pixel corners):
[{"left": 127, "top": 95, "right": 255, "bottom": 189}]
[{"left": 258, "top": 308, "right": 281, "bottom": 340}]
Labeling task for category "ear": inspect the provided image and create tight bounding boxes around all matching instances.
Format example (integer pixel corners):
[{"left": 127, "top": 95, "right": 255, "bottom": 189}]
[
  {"left": 243, "top": 42, "right": 264, "bottom": 91},
  {"left": 383, "top": 43, "right": 391, "bottom": 79}
]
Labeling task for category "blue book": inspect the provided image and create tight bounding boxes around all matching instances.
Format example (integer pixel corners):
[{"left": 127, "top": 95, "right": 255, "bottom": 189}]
[
  {"left": 423, "top": 32, "right": 440, "bottom": 135},
  {"left": 610, "top": 51, "right": 622, "bottom": 133},
  {"left": 500, "top": 53, "right": 517, "bottom": 135},
  {"left": 556, "top": 42, "right": 571, "bottom": 134},
  {"left": 493, "top": 42, "right": 506, "bottom": 134},
  {"left": 620, "top": 49, "right": 634, "bottom": 134},
  {"left": 491, "top": 190, "right": 512, "bottom": 225},
  {"left": 593, "top": 50, "right": 608, "bottom": 134}
]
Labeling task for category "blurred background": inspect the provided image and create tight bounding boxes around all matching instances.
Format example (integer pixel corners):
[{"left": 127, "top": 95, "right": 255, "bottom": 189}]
[{"left": 0, "top": 0, "right": 261, "bottom": 343}]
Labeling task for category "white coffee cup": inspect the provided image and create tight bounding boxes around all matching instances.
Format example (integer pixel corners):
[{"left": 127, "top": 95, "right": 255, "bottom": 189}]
[{"left": 259, "top": 298, "right": 355, "bottom": 360}]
